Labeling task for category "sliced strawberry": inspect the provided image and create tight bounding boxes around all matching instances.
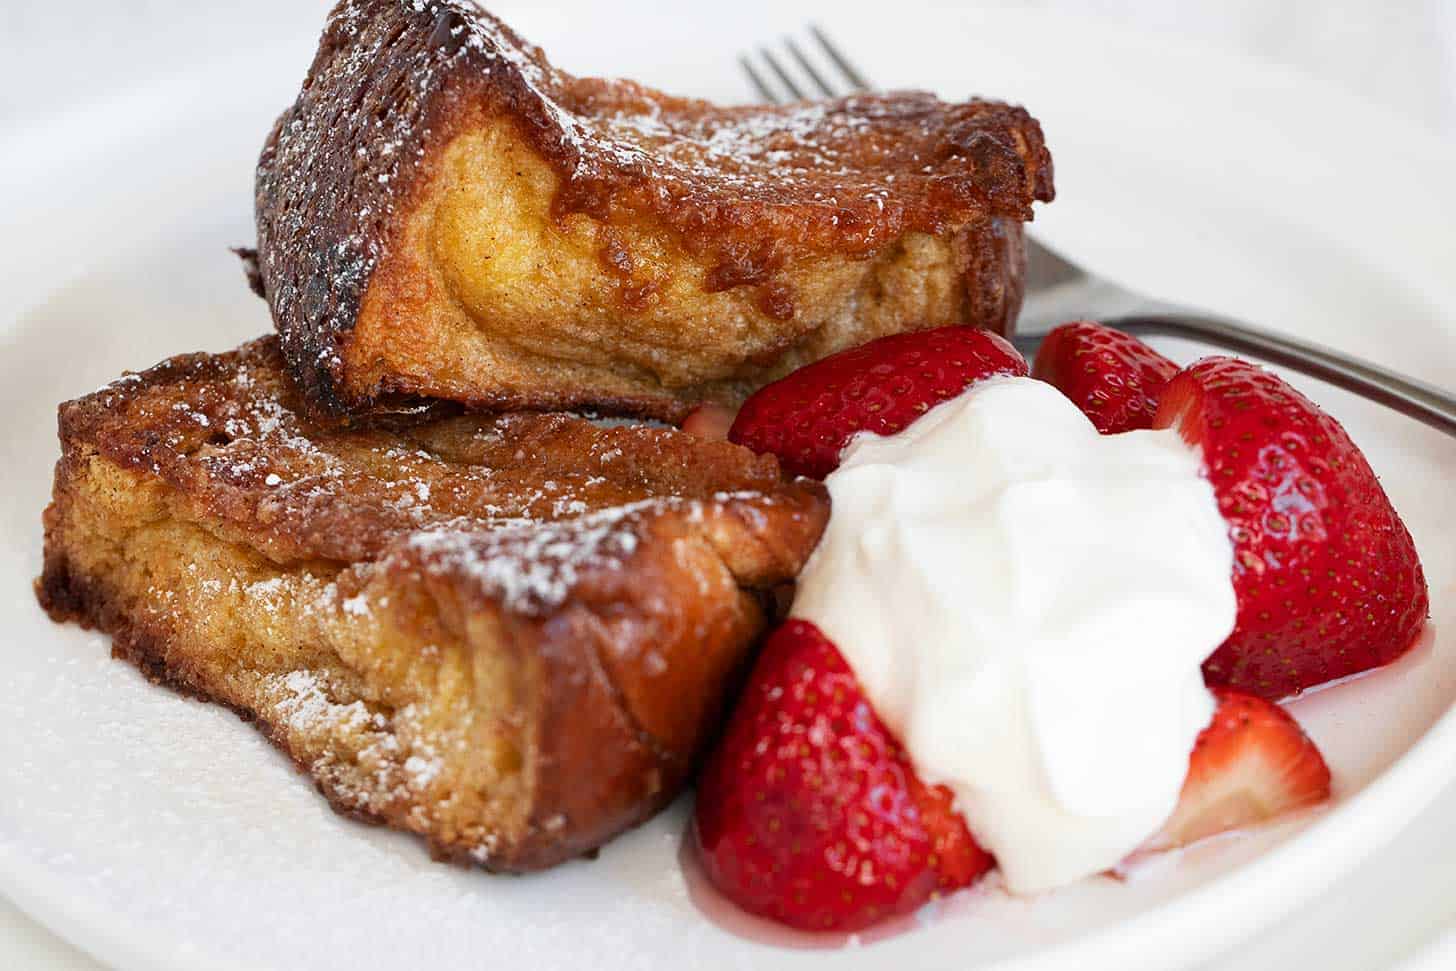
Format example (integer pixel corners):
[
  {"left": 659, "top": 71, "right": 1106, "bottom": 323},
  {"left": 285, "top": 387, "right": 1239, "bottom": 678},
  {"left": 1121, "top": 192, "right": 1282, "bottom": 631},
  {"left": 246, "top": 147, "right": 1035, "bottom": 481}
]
[
  {"left": 1032, "top": 320, "right": 1179, "bottom": 433},
  {"left": 680, "top": 403, "right": 736, "bottom": 441},
  {"left": 1156, "top": 357, "right": 1428, "bottom": 698},
  {"left": 1149, "top": 688, "right": 1330, "bottom": 851},
  {"left": 692, "top": 619, "right": 992, "bottom": 932},
  {"left": 728, "top": 326, "right": 1027, "bottom": 478}
]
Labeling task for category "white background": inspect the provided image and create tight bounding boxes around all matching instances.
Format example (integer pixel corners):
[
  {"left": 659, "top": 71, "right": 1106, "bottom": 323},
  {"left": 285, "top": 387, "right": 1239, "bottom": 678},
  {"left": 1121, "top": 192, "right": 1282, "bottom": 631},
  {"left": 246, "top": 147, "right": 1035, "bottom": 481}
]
[
  {"left": 2, "top": 2, "right": 1454, "bottom": 968},
  {"left": 3, "top": 0, "right": 1454, "bottom": 134}
]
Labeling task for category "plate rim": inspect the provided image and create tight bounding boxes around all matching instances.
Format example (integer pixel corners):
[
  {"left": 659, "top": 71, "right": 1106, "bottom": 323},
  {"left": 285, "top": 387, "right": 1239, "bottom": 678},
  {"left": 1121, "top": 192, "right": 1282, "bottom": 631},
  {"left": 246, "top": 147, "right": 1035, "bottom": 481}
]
[{"left": 3, "top": 8, "right": 1456, "bottom": 970}]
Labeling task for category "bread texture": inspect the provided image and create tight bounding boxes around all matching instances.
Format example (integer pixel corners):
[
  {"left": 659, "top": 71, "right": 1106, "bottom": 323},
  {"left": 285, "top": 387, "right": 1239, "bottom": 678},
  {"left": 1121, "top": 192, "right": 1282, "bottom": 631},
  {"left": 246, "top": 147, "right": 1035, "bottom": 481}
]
[
  {"left": 36, "top": 337, "right": 827, "bottom": 870},
  {"left": 253, "top": 0, "right": 1054, "bottom": 421}
]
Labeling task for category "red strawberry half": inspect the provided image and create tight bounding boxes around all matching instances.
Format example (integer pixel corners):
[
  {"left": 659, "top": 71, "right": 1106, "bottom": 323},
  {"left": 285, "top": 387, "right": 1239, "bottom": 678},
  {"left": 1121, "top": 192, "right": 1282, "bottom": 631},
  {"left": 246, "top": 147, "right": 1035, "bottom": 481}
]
[
  {"left": 1033, "top": 320, "right": 1179, "bottom": 433},
  {"left": 729, "top": 326, "right": 1027, "bottom": 478},
  {"left": 692, "top": 619, "right": 993, "bottom": 932},
  {"left": 1156, "top": 357, "right": 1428, "bottom": 698},
  {"left": 1149, "top": 688, "right": 1330, "bottom": 850}
]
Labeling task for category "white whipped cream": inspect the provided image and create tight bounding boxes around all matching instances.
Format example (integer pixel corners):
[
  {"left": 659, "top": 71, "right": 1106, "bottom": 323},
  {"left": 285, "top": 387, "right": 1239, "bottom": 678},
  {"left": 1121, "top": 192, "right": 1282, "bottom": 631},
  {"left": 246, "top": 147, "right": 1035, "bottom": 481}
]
[{"left": 791, "top": 376, "right": 1235, "bottom": 894}]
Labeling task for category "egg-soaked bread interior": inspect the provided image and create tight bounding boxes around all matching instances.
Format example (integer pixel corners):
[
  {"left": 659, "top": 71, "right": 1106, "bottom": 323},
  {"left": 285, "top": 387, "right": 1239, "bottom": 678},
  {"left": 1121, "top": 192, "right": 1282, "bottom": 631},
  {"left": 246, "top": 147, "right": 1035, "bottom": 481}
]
[
  {"left": 36, "top": 338, "right": 827, "bottom": 870},
  {"left": 253, "top": 0, "right": 1054, "bottom": 421}
]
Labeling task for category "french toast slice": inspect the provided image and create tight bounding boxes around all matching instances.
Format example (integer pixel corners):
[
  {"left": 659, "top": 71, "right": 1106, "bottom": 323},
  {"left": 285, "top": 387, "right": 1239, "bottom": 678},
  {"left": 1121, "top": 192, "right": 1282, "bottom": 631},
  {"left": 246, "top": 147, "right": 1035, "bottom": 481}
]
[
  {"left": 254, "top": 0, "right": 1054, "bottom": 421},
  {"left": 36, "top": 337, "right": 827, "bottom": 871}
]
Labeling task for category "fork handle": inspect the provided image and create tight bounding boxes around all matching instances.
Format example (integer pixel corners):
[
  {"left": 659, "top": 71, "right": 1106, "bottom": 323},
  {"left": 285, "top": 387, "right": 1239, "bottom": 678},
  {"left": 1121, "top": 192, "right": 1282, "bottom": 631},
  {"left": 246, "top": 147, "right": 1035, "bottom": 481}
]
[{"left": 1105, "top": 312, "right": 1456, "bottom": 438}]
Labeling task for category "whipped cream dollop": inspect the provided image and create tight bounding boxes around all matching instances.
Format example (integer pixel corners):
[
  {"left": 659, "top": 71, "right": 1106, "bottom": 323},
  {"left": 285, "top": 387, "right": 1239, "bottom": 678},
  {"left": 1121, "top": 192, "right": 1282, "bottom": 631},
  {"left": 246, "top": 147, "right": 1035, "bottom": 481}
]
[{"left": 791, "top": 376, "right": 1236, "bottom": 894}]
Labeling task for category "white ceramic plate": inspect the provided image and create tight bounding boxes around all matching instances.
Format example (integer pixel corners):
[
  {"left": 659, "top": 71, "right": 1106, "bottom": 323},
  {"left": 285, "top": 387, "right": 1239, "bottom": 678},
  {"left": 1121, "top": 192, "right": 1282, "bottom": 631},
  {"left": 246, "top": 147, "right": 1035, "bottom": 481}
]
[{"left": 3, "top": 3, "right": 1455, "bottom": 969}]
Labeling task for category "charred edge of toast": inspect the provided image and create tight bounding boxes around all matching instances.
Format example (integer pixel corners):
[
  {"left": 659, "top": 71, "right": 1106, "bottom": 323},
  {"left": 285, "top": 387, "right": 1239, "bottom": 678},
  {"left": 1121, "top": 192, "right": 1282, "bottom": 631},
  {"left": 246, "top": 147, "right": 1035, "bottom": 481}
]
[
  {"left": 368, "top": 377, "right": 700, "bottom": 426},
  {"left": 253, "top": 0, "right": 1054, "bottom": 419},
  {"left": 254, "top": 0, "right": 609, "bottom": 417}
]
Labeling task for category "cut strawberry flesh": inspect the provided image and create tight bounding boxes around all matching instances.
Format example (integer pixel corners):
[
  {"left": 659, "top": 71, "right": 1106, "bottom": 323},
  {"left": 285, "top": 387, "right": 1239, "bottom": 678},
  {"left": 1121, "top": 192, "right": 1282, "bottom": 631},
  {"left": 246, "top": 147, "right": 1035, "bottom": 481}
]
[
  {"left": 680, "top": 403, "right": 736, "bottom": 441},
  {"left": 1149, "top": 688, "right": 1330, "bottom": 851}
]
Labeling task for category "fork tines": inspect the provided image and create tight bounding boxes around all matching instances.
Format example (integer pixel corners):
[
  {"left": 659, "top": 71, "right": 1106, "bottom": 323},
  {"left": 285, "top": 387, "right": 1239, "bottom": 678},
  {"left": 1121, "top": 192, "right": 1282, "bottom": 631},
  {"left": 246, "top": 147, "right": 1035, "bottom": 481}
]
[{"left": 740, "top": 25, "right": 870, "bottom": 104}]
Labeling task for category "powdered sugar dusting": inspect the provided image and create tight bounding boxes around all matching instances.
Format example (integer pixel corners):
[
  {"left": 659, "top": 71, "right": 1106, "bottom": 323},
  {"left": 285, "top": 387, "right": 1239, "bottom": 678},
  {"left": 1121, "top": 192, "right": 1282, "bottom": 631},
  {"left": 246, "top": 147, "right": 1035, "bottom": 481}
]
[
  {"left": 403, "top": 499, "right": 665, "bottom": 614},
  {"left": 267, "top": 669, "right": 378, "bottom": 739},
  {"left": 259, "top": 670, "right": 450, "bottom": 812}
]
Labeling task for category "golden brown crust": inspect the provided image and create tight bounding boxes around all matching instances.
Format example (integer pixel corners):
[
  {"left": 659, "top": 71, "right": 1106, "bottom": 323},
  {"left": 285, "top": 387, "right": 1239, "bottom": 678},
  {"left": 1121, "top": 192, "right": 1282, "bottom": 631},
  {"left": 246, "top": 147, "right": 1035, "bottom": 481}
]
[
  {"left": 37, "top": 337, "right": 826, "bottom": 870},
  {"left": 254, "top": 0, "right": 1053, "bottom": 420}
]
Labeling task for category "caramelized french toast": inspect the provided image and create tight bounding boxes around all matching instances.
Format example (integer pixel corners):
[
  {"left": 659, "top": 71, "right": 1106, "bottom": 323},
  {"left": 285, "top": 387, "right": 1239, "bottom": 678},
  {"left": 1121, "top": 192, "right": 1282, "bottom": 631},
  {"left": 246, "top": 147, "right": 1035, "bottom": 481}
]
[
  {"left": 36, "top": 338, "right": 827, "bottom": 870},
  {"left": 254, "top": 0, "right": 1054, "bottom": 421}
]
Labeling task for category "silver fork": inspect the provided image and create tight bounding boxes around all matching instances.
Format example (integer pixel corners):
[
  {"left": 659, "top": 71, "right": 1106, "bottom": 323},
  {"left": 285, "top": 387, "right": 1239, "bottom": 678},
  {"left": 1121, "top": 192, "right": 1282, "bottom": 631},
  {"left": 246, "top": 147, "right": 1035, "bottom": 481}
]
[{"left": 741, "top": 32, "right": 1456, "bottom": 435}]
